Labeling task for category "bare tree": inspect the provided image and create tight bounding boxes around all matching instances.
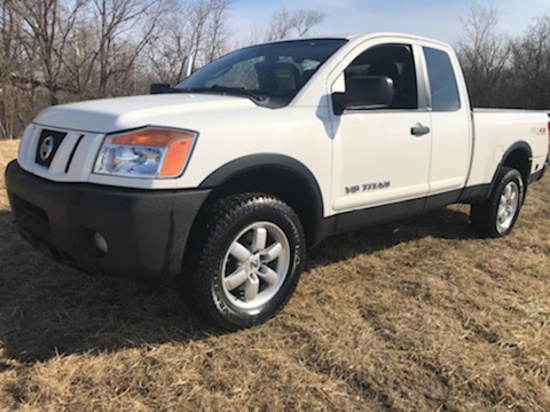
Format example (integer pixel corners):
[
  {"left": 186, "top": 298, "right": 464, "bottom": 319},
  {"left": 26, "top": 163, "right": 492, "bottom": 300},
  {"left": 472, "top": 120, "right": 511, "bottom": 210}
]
[
  {"left": 0, "top": 1, "right": 21, "bottom": 137},
  {"left": 9, "top": 0, "right": 88, "bottom": 105},
  {"left": 147, "top": 0, "right": 235, "bottom": 84},
  {"left": 264, "top": 9, "right": 294, "bottom": 42},
  {"left": 146, "top": 11, "right": 192, "bottom": 84},
  {"left": 87, "top": 0, "right": 171, "bottom": 97},
  {"left": 508, "top": 15, "right": 550, "bottom": 109},
  {"left": 263, "top": 8, "right": 325, "bottom": 42},
  {"left": 290, "top": 8, "right": 326, "bottom": 37},
  {"left": 203, "top": 0, "right": 235, "bottom": 64},
  {"left": 457, "top": 1, "right": 510, "bottom": 107},
  {"left": 0, "top": 2, "right": 325, "bottom": 137}
]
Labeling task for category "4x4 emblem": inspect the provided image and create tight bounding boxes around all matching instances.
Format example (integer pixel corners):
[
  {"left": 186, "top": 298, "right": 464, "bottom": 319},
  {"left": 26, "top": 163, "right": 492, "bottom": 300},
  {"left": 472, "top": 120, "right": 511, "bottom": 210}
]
[{"left": 39, "top": 136, "right": 55, "bottom": 161}]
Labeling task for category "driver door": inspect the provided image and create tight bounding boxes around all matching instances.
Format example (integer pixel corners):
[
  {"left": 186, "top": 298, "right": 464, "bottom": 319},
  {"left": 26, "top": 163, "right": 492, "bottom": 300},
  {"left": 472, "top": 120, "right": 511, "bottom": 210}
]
[{"left": 330, "top": 42, "right": 432, "bottom": 214}]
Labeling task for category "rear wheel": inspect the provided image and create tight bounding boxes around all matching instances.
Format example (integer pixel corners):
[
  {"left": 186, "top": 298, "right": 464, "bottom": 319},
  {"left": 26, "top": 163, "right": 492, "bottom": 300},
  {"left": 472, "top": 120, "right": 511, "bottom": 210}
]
[
  {"left": 184, "top": 193, "right": 306, "bottom": 330},
  {"left": 471, "top": 167, "right": 525, "bottom": 237}
]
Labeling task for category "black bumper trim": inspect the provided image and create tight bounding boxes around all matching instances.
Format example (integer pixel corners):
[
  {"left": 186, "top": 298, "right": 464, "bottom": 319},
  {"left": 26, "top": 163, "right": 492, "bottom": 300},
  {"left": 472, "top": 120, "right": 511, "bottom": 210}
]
[
  {"left": 5, "top": 161, "right": 210, "bottom": 278},
  {"left": 529, "top": 164, "right": 547, "bottom": 183}
]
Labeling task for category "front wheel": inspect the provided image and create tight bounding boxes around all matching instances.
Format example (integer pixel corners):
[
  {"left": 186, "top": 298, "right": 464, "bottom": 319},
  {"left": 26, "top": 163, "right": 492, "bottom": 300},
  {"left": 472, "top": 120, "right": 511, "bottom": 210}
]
[
  {"left": 185, "top": 193, "right": 306, "bottom": 330},
  {"left": 471, "top": 167, "right": 525, "bottom": 237}
]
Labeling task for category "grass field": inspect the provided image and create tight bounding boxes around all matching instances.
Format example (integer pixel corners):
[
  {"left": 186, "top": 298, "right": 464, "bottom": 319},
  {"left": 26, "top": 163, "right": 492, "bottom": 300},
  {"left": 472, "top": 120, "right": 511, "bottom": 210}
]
[{"left": 0, "top": 139, "right": 549, "bottom": 411}]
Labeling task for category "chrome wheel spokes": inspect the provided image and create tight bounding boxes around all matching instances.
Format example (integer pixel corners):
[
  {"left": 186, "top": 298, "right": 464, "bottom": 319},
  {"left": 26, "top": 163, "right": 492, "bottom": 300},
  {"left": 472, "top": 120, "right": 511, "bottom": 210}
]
[{"left": 221, "top": 222, "right": 290, "bottom": 314}]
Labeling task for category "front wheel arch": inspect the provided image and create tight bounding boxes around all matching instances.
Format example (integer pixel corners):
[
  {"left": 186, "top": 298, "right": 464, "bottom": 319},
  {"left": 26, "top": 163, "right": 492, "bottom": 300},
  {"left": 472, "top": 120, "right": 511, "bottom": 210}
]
[{"left": 198, "top": 154, "right": 325, "bottom": 247}]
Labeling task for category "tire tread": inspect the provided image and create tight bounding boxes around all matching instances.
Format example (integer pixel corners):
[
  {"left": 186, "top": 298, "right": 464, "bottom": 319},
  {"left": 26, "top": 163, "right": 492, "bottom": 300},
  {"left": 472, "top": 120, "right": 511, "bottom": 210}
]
[
  {"left": 183, "top": 192, "right": 305, "bottom": 330},
  {"left": 471, "top": 167, "right": 524, "bottom": 238}
]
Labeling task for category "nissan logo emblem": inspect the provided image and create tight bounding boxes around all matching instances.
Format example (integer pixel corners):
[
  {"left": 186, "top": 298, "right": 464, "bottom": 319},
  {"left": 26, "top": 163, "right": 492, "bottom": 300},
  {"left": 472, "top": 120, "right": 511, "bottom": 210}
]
[{"left": 39, "top": 136, "right": 55, "bottom": 161}]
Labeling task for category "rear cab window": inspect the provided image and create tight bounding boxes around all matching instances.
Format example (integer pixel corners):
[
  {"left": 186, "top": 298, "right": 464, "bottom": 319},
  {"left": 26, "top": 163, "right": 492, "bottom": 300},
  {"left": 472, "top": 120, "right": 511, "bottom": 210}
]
[{"left": 423, "top": 47, "right": 461, "bottom": 112}]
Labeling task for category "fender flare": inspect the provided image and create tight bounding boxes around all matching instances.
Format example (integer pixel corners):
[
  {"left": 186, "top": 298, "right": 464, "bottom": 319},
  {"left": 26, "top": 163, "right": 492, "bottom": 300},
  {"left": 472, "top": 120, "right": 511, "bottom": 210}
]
[
  {"left": 199, "top": 154, "right": 325, "bottom": 239},
  {"left": 487, "top": 141, "right": 532, "bottom": 198}
]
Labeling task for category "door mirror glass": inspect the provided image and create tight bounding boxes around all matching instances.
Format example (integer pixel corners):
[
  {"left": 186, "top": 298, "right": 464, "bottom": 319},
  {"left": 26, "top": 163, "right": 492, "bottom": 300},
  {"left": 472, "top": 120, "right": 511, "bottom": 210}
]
[
  {"left": 345, "top": 75, "right": 394, "bottom": 109},
  {"left": 333, "top": 76, "right": 394, "bottom": 114}
]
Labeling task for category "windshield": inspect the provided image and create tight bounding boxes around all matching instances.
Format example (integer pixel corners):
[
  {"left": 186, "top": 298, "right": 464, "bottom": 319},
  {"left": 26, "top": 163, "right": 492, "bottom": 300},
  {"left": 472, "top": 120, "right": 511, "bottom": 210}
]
[{"left": 175, "top": 39, "right": 347, "bottom": 108}]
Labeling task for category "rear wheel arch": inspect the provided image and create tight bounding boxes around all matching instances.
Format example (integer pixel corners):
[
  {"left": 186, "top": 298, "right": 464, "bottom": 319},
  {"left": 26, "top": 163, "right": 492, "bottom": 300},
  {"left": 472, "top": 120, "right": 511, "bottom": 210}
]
[
  {"left": 479, "top": 142, "right": 531, "bottom": 204},
  {"left": 497, "top": 142, "right": 532, "bottom": 187},
  {"left": 471, "top": 167, "right": 524, "bottom": 237},
  {"left": 469, "top": 143, "right": 531, "bottom": 237}
]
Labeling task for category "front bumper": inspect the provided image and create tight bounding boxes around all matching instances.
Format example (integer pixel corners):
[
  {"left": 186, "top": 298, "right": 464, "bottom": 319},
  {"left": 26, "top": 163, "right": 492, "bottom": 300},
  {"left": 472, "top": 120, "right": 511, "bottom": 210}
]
[{"left": 5, "top": 161, "right": 210, "bottom": 278}]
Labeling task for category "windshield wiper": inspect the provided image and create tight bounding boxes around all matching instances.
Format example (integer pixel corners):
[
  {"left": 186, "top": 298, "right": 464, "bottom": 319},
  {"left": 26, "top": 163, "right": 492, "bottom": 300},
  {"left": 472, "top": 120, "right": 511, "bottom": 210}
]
[
  {"left": 173, "top": 85, "right": 267, "bottom": 103},
  {"left": 210, "top": 85, "right": 267, "bottom": 101}
]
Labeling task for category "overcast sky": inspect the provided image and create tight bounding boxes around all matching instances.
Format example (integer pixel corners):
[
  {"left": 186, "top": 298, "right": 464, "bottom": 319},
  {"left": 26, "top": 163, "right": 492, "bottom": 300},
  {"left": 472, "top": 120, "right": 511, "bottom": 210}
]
[{"left": 230, "top": 0, "right": 549, "bottom": 45}]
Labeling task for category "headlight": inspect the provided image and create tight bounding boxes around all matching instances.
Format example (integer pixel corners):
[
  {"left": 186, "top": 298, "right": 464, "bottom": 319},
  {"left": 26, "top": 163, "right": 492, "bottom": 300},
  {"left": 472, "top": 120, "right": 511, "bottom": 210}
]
[{"left": 93, "top": 127, "right": 197, "bottom": 178}]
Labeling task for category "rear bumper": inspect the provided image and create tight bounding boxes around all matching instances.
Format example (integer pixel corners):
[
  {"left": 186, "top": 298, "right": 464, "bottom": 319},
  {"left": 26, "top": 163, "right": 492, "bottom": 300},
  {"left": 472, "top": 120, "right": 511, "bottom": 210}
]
[{"left": 5, "top": 161, "right": 210, "bottom": 278}]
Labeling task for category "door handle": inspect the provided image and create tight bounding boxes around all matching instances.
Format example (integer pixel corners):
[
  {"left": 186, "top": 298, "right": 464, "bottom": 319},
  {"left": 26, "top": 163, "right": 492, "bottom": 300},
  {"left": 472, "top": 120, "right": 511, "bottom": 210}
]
[{"left": 411, "top": 123, "right": 430, "bottom": 137}]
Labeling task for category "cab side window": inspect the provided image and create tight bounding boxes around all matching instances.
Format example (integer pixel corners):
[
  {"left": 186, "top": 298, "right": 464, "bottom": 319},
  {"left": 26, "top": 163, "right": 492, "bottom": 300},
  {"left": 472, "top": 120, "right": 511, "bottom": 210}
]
[
  {"left": 423, "top": 47, "right": 461, "bottom": 112},
  {"left": 344, "top": 44, "right": 418, "bottom": 110}
]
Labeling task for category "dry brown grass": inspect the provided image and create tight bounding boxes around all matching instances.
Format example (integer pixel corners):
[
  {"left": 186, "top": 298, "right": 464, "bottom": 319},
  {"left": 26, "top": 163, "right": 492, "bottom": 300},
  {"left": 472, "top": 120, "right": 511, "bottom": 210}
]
[{"left": 0, "top": 139, "right": 549, "bottom": 411}]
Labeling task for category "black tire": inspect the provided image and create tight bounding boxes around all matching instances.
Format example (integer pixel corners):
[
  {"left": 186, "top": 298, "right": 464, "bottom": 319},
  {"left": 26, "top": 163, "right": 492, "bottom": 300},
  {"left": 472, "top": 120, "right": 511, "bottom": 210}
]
[
  {"left": 471, "top": 167, "right": 525, "bottom": 238},
  {"left": 183, "top": 192, "right": 306, "bottom": 330}
]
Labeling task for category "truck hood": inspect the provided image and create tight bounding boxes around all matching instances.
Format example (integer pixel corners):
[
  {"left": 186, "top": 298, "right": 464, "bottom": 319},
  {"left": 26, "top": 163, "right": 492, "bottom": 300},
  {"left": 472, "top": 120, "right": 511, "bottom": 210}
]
[{"left": 33, "top": 93, "right": 257, "bottom": 134}]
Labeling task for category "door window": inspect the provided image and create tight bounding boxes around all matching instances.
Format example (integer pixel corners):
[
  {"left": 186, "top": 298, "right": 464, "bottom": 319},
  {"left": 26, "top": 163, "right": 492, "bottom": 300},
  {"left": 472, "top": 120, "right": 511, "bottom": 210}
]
[{"left": 344, "top": 44, "right": 418, "bottom": 109}]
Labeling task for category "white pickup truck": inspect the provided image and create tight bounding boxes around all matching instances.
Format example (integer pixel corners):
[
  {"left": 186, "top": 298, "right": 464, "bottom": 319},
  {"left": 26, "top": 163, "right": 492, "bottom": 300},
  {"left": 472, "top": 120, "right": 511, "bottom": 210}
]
[{"left": 5, "top": 33, "right": 549, "bottom": 329}]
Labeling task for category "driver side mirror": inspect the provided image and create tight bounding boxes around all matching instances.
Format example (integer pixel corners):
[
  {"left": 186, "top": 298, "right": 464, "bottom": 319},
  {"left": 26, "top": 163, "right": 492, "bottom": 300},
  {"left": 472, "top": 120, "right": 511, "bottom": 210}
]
[
  {"left": 333, "top": 76, "right": 394, "bottom": 115},
  {"left": 150, "top": 83, "right": 171, "bottom": 95}
]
